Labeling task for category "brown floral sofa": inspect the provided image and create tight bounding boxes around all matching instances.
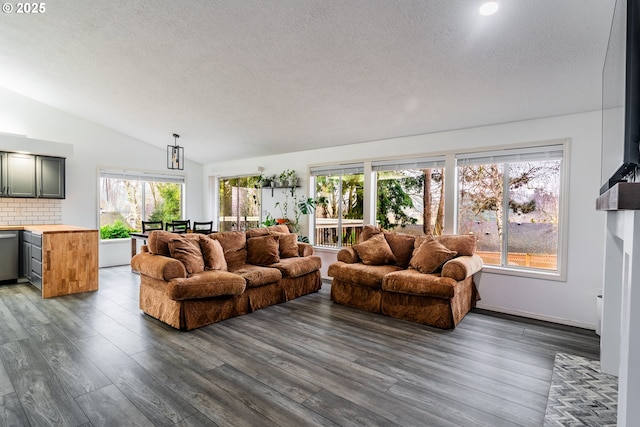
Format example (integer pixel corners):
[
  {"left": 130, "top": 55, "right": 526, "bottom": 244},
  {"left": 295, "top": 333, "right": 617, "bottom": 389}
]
[
  {"left": 131, "top": 225, "right": 322, "bottom": 330},
  {"left": 327, "top": 226, "right": 482, "bottom": 329}
]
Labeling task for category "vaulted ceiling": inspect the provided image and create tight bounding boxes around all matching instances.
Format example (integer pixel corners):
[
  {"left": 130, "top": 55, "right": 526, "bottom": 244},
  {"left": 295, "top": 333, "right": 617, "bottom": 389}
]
[{"left": 0, "top": 0, "right": 615, "bottom": 164}]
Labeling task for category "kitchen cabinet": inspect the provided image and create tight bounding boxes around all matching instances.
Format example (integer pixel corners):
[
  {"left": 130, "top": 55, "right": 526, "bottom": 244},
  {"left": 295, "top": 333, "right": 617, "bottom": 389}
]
[
  {"left": 0, "top": 152, "right": 65, "bottom": 199},
  {"left": 36, "top": 156, "right": 65, "bottom": 199},
  {"left": 6, "top": 153, "right": 36, "bottom": 197},
  {"left": 21, "top": 230, "right": 42, "bottom": 290}
]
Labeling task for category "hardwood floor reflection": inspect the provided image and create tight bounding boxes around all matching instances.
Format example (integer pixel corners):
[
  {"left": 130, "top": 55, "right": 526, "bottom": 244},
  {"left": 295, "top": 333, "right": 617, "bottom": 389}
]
[{"left": 0, "top": 266, "right": 599, "bottom": 426}]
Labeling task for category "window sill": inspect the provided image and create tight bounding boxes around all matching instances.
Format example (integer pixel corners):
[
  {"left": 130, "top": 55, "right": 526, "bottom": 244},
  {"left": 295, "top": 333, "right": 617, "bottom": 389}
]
[{"left": 481, "top": 264, "right": 566, "bottom": 282}]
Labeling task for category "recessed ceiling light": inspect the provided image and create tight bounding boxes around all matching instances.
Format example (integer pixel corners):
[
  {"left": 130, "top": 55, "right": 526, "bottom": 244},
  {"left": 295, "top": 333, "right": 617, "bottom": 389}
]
[{"left": 479, "top": 2, "right": 499, "bottom": 16}]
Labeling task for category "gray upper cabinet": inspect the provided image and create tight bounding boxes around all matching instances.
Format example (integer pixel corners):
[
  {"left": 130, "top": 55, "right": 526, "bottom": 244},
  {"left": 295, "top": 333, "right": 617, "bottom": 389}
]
[
  {"left": 6, "top": 153, "right": 36, "bottom": 198},
  {"left": 0, "top": 152, "right": 65, "bottom": 199},
  {"left": 37, "top": 156, "right": 65, "bottom": 199}
]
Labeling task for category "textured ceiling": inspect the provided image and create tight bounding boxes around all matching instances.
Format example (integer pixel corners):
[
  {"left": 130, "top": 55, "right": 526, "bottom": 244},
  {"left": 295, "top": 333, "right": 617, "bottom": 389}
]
[{"left": 0, "top": 0, "right": 615, "bottom": 164}]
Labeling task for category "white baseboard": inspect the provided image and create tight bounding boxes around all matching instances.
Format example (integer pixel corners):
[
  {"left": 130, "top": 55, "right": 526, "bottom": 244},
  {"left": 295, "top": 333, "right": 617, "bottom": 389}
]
[{"left": 475, "top": 302, "right": 596, "bottom": 331}]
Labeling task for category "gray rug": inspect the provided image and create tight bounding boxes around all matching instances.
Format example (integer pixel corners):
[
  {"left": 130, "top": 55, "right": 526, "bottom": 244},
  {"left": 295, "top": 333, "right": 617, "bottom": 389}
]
[{"left": 544, "top": 352, "right": 618, "bottom": 426}]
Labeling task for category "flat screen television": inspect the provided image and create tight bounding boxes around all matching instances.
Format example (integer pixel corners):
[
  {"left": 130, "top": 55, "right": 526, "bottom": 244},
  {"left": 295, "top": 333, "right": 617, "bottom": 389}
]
[{"left": 601, "top": 0, "right": 640, "bottom": 194}]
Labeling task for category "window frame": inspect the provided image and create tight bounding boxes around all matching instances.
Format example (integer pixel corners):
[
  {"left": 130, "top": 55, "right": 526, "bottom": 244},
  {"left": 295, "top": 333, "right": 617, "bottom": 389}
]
[
  {"left": 372, "top": 156, "right": 446, "bottom": 236},
  {"left": 97, "top": 168, "right": 186, "bottom": 234},
  {"left": 308, "top": 138, "right": 570, "bottom": 281},
  {"left": 217, "top": 174, "right": 262, "bottom": 232},
  {"left": 310, "top": 163, "right": 365, "bottom": 248},
  {"left": 454, "top": 140, "right": 570, "bottom": 281}
]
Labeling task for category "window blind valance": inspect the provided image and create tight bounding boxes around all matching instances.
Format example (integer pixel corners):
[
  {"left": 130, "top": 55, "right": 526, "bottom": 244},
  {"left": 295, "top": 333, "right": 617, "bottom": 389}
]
[
  {"left": 100, "top": 170, "right": 185, "bottom": 184},
  {"left": 372, "top": 157, "right": 446, "bottom": 172},
  {"left": 456, "top": 145, "right": 564, "bottom": 166},
  {"left": 310, "top": 163, "right": 364, "bottom": 176}
]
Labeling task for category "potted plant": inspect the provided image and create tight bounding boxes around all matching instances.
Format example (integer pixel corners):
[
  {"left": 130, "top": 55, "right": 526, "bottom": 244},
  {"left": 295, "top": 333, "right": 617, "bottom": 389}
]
[{"left": 279, "top": 169, "right": 296, "bottom": 187}]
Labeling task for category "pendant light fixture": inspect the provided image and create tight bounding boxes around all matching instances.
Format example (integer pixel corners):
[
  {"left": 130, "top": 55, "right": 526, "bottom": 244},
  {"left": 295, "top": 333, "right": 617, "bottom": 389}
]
[{"left": 167, "top": 133, "right": 184, "bottom": 170}]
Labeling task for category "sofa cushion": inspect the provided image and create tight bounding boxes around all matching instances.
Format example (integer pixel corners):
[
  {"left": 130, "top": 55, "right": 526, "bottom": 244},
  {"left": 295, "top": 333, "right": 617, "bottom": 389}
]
[
  {"left": 275, "top": 233, "right": 299, "bottom": 258},
  {"left": 327, "top": 261, "right": 402, "bottom": 289},
  {"left": 148, "top": 230, "right": 193, "bottom": 257},
  {"left": 436, "top": 234, "right": 477, "bottom": 256},
  {"left": 360, "top": 224, "right": 383, "bottom": 242},
  {"left": 410, "top": 239, "right": 457, "bottom": 274},
  {"left": 167, "top": 270, "right": 246, "bottom": 300},
  {"left": 211, "top": 231, "right": 247, "bottom": 270},
  {"left": 383, "top": 232, "right": 416, "bottom": 268},
  {"left": 199, "top": 235, "right": 228, "bottom": 271},
  {"left": 271, "top": 256, "right": 321, "bottom": 278},
  {"left": 352, "top": 233, "right": 397, "bottom": 266},
  {"left": 247, "top": 235, "right": 281, "bottom": 265},
  {"left": 168, "top": 237, "right": 205, "bottom": 274},
  {"left": 382, "top": 269, "right": 458, "bottom": 299},
  {"left": 231, "top": 264, "right": 282, "bottom": 288}
]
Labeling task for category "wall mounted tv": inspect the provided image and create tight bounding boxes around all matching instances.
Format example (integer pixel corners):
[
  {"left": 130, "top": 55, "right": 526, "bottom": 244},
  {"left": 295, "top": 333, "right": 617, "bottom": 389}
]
[{"left": 601, "top": 0, "right": 640, "bottom": 194}]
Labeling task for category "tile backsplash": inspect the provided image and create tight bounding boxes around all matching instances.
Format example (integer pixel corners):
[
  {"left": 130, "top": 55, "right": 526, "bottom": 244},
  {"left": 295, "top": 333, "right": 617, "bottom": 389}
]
[{"left": 0, "top": 198, "right": 63, "bottom": 225}]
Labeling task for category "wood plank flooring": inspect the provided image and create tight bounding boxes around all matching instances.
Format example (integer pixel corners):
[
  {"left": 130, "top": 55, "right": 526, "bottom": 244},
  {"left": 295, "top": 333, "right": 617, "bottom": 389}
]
[{"left": 0, "top": 266, "right": 600, "bottom": 426}]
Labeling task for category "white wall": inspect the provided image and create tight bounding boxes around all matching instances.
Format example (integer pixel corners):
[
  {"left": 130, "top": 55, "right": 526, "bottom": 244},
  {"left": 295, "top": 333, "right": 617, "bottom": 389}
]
[
  {"left": 0, "top": 88, "right": 204, "bottom": 229},
  {"left": 205, "top": 111, "right": 605, "bottom": 329}
]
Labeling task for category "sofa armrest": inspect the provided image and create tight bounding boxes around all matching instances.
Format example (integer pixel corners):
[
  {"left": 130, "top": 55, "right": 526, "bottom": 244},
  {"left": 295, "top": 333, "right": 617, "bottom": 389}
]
[
  {"left": 336, "top": 247, "right": 360, "bottom": 264},
  {"left": 131, "top": 252, "right": 187, "bottom": 281},
  {"left": 441, "top": 254, "right": 483, "bottom": 281},
  {"left": 297, "top": 242, "right": 314, "bottom": 257}
]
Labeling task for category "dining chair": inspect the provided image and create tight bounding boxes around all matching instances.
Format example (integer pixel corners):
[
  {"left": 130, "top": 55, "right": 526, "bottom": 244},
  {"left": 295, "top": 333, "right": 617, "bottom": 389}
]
[
  {"left": 165, "top": 220, "right": 190, "bottom": 233},
  {"left": 141, "top": 221, "right": 163, "bottom": 233},
  {"left": 192, "top": 221, "right": 214, "bottom": 234}
]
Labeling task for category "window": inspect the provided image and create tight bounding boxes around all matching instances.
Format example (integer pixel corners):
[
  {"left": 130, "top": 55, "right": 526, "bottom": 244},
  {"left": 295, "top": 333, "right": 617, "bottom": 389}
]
[
  {"left": 456, "top": 145, "right": 564, "bottom": 273},
  {"left": 99, "top": 170, "right": 184, "bottom": 232},
  {"left": 311, "top": 164, "right": 364, "bottom": 247},
  {"left": 218, "top": 176, "right": 261, "bottom": 232},
  {"left": 372, "top": 158, "right": 445, "bottom": 236}
]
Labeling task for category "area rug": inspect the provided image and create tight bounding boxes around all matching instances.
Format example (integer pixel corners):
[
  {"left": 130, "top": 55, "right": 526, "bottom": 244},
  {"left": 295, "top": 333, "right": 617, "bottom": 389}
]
[{"left": 544, "top": 352, "right": 618, "bottom": 426}]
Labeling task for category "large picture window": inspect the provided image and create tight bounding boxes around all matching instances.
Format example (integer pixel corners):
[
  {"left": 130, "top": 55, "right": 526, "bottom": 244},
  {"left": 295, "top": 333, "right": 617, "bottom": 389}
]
[
  {"left": 456, "top": 145, "right": 564, "bottom": 273},
  {"left": 311, "top": 164, "right": 364, "bottom": 247},
  {"left": 99, "top": 170, "right": 184, "bottom": 232},
  {"left": 372, "top": 158, "right": 445, "bottom": 236},
  {"left": 218, "top": 176, "right": 261, "bottom": 232}
]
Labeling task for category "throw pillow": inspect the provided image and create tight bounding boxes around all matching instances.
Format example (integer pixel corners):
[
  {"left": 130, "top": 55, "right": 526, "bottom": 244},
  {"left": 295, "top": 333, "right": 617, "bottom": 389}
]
[
  {"left": 352, "top": 233, "right": 397, "bottom": 265},
  {"left": 148, "top": 230, "right": 182, "bottom": 257},
  {"left": 247, "top": 235, "right": 280, "bottom": 266},
  {"left": 168, "top": 237, "right": 205, "bottom": 274},
  {"left": 359, "top": 224, "right": 383, "bottom": 243},
  {"left": 246, "top": 227, "right": 270, "bottom": 239},
  {"left": 383, "top": 232, "right": 416, "bottom": 268},
  {"left": 436, "top": 234, "right": 477, "bottom": 256},
  {"left": 277, "top": 233, "right": 299, "bottom": 258},
  {"left": 211, "top": 231, "right": 247, "bottom": 270},
  {"left": 410, "top": 239, "right": 457, "bottom": 274},
  {"left": 199, "top": 235, "right": 228, "bottom": 271}
]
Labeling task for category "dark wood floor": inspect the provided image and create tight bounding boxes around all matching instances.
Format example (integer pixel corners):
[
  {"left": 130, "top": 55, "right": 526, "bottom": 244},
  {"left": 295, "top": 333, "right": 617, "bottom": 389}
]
[{"left": 0, "top": 266, "right": 599, "bottom": 426}]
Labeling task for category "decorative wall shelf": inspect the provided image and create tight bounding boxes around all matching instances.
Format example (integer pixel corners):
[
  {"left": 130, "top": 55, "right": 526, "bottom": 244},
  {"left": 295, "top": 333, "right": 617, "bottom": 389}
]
[{"left": 262, "top": 185, "right": 301, "bottom": 196}]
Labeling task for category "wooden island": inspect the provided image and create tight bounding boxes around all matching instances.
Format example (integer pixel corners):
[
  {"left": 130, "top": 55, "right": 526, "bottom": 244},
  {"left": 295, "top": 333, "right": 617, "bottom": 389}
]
[{"left": 1, "top": 224, "right": 99, "bottom": 298}]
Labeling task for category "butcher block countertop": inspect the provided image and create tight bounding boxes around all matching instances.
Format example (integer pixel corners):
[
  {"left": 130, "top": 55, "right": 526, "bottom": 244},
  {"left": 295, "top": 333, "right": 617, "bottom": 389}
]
[{"left": 0, "top": 224, "right": 97, "bottom": 235}]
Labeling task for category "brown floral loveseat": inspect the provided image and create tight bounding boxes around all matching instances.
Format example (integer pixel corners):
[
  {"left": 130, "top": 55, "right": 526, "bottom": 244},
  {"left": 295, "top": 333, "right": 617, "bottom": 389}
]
[
  {"left": 327, "top": 226, "right": 482, "bottom": 329},
  {"left": 131, "top": 225, "right": 321, "bottom": 330}
]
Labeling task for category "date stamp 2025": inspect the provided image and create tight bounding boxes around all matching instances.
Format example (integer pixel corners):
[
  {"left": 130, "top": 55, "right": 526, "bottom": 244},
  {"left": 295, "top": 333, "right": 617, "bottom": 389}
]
[{"left": 2, "top": 3, "right": 46, "bottom": 14}]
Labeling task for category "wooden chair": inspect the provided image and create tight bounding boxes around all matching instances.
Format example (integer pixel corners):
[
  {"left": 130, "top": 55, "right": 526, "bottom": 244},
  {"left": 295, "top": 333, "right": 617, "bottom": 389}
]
[
  {"left": 141, "top": 221, "right": 163, "bottom": 233},
  {"left": 140, "top": 221, "right": 163, "bottom": 244},
  {"left": 192, "top": 221, "right": 214, "bottom": 234},
  {"left": 165, "top": 220, "right": 190, "bottom": 233}
]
